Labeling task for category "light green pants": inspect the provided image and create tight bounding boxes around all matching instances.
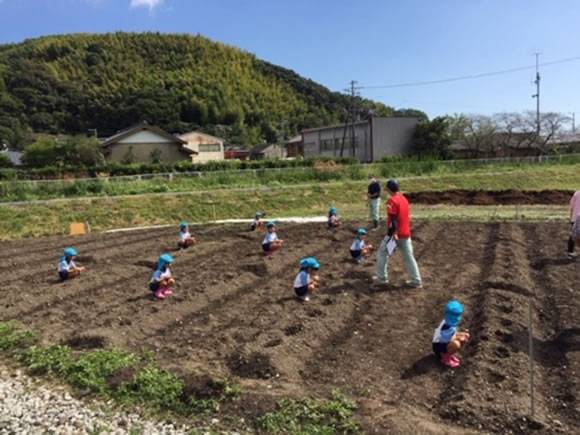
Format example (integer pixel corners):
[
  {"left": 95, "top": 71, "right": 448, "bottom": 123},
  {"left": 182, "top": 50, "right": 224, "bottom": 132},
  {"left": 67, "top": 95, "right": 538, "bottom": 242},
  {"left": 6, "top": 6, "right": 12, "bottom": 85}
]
[
  {"left": 376, "top": 236, "right": 421, "bottom": 284},
  {"left": 369, "top": 198, "right": 380, "bottom": 222}
]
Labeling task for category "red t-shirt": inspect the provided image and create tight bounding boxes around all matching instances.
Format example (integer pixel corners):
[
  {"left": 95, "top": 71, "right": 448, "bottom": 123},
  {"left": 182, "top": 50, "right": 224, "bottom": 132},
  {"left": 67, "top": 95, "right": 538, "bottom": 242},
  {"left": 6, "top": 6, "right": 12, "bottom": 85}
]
[{"left": 387, "top": 194, "right": 411, "bottom": 238}]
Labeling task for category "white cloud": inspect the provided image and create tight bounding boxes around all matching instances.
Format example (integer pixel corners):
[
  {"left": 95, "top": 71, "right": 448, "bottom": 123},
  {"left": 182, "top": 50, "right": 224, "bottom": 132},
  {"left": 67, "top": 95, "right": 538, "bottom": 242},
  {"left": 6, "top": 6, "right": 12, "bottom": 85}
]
[{"left": 130, "top": 0, "right": 164, "bottom": 12}]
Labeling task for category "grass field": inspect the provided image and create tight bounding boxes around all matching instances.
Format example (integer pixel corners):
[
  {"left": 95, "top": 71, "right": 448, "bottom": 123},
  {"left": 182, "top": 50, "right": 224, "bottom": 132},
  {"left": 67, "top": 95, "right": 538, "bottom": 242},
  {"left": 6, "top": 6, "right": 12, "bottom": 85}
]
[
  {"left": 1, "top": 157, "right": 579, "bottom": 203},
  {"left": 0, "top": 165, "right": 578, "bottom": 240}
]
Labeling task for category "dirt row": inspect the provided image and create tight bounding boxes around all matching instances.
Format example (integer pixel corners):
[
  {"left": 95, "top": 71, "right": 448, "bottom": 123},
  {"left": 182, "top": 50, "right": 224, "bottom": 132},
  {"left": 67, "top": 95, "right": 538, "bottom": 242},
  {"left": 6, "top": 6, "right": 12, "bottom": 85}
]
[
  {"left": 1, "top": 221, "right": 578, "bottom": 433},
  {"left": 406, "top": 189, "right": 574, "bottom": 206}
]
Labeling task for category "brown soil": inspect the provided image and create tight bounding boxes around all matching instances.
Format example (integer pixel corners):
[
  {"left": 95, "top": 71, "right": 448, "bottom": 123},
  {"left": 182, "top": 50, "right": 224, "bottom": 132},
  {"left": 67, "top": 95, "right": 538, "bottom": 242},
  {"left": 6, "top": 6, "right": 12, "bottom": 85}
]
[
  {"left": 1, "top": 222, "right": 579, "bottom": 434},
  {"left": 406, "top": 189, "right": 573, "bottom": 205}
]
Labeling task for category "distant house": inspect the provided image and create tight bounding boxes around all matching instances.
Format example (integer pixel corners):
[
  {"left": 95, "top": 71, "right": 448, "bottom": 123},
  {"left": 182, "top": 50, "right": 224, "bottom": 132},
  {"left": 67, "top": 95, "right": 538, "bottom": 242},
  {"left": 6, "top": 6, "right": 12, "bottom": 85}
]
[
  {"left": 179, "top": 131, "right": 225, "bottom": 163},
  {"left": 101, "top": 122, "right": 196, "bottom": 163},
  {"left": 224, "top": 145, "right": 250, "bottom": 160},
  {"left": 0, "top": 148, "right": 23, "bottom": 166},
  {"left": 249, "top": 144, "right": 287, "bottom": 160},
  {"left": 301, "top": 117, "right": 418, "bottom": 162},
  {"left": 285, "top": 135, "right": 304, "bottom": 158}
]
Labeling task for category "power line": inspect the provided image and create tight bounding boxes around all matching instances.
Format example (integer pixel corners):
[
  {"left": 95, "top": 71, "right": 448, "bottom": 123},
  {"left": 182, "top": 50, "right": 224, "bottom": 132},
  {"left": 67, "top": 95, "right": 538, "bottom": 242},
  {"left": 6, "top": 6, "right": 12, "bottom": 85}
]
[{"left": 361, "top": 55, "right": 580, "bottom": 89}]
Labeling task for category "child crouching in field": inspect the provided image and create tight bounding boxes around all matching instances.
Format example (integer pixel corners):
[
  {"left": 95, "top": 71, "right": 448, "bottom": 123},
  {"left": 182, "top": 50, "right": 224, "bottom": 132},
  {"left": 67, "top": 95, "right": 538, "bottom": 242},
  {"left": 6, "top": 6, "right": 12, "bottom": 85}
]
[
  {"left": 178, "top": 222, "right": 195, "bottom": 249},
  {"left": 150, "top": 253, "right": 175, "bottom": 300},
  {"left": 328, "top": 206, "right": 341, "bottom": 228},
  {"left": 350, "top": 228, "right": 373, "bottom": 264},
  {"left": 293, "top": 257, "right": 320, "bottom": 302},
  {"left": 58, "top": 248, "right": 85, "bottom": 281},
  {"left": 262, "top": 221, "right": 283, "bottom": 255},
  {"left": 432, "top": 300, "right": 470, "bottom": 368},
  {"left": 250, "top": 212, "right": 264, "bottom": 231}
]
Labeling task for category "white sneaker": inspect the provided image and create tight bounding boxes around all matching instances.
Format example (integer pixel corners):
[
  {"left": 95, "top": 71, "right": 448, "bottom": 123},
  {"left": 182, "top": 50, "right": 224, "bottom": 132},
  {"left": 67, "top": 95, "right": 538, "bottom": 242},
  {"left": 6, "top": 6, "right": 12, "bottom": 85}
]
[
  {"left": 299, "top": 295, "right": 310, "bottom": 302},
  {"left": 372, "top": 276, "right": 389, "bottom": 284},
  {"left": 405, "top": 280, "right": 423, "bottom": 289}
]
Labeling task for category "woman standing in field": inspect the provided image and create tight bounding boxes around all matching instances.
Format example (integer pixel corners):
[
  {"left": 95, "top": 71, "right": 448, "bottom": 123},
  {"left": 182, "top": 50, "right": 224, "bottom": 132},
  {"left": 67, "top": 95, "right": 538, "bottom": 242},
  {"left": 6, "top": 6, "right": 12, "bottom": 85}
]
[{"left": 568, "top": 190, "right": 580, "bottom": 259}]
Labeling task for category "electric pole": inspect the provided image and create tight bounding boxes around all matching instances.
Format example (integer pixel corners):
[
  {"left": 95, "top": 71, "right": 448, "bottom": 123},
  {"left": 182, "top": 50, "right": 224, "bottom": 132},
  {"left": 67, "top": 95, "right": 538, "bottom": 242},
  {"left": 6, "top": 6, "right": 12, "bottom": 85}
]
[
  {"left": 532, "top": 53, "right": 541, "bottom": 137},
  {"left": 340, "top": 80, "right": 361, "bottom": 157}
]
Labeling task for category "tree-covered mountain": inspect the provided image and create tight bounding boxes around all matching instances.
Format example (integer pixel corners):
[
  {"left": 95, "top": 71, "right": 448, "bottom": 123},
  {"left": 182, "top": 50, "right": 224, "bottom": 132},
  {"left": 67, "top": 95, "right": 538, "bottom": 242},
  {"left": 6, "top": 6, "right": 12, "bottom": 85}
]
[{"left": 0, "top": 32, "right": 425, "bottom": 147}]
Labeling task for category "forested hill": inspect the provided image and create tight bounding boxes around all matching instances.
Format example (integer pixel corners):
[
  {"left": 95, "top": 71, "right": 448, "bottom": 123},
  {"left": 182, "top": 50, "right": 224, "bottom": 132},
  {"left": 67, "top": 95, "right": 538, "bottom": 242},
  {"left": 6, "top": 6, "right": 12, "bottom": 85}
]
[{"left": 0, "top": 32, "right": 425, "bottom": 147}]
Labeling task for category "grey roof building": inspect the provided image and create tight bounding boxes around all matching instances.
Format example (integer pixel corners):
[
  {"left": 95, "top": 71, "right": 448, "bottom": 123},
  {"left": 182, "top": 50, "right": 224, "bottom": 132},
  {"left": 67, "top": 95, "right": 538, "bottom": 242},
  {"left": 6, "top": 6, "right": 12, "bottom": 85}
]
[{"left": 301, "top": 117, "right": 418, "bottom": 162}]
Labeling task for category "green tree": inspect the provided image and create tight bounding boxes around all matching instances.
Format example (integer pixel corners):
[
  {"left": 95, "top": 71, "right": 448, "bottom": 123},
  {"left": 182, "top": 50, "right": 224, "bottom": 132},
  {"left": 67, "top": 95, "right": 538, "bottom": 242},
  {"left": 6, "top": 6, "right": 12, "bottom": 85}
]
[
  {"left": 21, "top": 136, "right": 59, "bottom": 168},
  {"left": 413, "top": 117, "right": 452, "bottom": 158},
  {"left": 0, "top": 153, "right": 14, "bottom": 168}
]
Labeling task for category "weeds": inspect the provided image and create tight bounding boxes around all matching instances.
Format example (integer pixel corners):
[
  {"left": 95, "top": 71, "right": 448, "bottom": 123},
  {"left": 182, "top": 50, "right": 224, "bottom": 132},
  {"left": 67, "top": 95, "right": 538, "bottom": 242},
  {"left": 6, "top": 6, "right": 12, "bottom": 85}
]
[{"left": 256, "top": 389, "right": 359, "bottom": 434}]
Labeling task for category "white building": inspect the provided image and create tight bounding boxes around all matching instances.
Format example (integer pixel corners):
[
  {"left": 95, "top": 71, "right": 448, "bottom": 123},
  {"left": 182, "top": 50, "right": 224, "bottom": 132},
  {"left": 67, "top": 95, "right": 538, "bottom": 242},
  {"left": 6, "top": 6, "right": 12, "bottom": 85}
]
[{"left": 179, "top": 131, "right": 225, "bottom": 163}]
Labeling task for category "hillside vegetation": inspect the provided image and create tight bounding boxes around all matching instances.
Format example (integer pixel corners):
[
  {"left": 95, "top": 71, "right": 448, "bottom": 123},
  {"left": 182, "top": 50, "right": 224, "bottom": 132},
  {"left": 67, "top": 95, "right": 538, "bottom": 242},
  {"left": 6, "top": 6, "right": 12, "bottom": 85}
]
[{"left": 0, "top": 32, "right": 424, "bottom": 147}]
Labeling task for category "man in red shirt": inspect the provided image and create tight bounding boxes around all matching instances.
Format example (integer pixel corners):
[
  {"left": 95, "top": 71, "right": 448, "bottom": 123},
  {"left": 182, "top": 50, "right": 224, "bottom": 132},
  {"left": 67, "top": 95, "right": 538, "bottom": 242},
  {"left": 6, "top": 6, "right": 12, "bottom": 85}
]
[{"left": 374, "top": 179, "right": 422, "bottom": 288}]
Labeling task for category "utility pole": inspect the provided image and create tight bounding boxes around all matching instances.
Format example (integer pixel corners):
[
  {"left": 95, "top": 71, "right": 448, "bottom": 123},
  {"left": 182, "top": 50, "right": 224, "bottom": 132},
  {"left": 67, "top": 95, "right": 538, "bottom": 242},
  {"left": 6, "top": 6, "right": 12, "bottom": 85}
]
[
  {"left": 340, "top": 80, "right": 361, "bottom": 157},
  {"left": 571, "top": 112, "right": 576, "bottom": 135},
  {"left": 532, "top": 53, "right": 541, "bottom": 137}
]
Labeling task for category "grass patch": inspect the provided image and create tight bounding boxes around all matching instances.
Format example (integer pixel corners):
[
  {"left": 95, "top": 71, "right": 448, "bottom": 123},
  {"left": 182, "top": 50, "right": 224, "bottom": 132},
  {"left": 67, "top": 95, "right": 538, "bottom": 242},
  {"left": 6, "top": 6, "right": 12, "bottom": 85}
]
[
  {"left": 0, "top": 165, "right": 578, "bottom": 240},
  {"left": 256, "top": 390, "right": 360, "bottom": 434}
]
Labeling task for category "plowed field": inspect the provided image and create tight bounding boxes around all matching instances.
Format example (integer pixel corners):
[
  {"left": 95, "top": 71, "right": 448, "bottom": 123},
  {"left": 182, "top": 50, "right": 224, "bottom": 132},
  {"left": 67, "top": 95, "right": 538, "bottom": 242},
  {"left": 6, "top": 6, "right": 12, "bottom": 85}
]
[{"left": 1, "top": 222, "right": 579, "bottom": 434}]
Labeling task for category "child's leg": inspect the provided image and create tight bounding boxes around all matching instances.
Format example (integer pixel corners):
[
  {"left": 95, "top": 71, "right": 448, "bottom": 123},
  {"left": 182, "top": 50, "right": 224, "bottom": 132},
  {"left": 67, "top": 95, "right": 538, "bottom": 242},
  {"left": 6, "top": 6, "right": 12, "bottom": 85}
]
[
  {"left": 446, "top": 337, "right": 465, "bottom": 355},
  {"left": 68, "top": 269, "right": 82, "bottom": 279},
  {"left": 186, "top": 238, "right": 195, "bottom": 247}
]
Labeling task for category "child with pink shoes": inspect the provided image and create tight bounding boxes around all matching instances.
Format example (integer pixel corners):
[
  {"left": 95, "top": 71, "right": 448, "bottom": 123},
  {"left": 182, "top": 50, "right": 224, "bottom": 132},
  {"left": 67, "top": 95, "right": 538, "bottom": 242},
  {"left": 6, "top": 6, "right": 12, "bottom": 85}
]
[
  {"left": 432, "top": 300, "right": 470, "bottom": 368},
  {"left": 149, "top": 253, "right": 175, "bottom": 300}
]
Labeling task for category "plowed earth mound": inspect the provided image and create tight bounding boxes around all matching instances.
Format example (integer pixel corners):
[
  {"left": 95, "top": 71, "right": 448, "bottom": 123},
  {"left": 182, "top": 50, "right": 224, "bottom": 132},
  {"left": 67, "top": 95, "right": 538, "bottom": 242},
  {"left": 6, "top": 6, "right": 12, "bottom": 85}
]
[
  {"left": 1, "top": 222, "right": 578, "bottom": 434},
  {"left": 406, "top": 189, "right": 573, "bottom": 205}
]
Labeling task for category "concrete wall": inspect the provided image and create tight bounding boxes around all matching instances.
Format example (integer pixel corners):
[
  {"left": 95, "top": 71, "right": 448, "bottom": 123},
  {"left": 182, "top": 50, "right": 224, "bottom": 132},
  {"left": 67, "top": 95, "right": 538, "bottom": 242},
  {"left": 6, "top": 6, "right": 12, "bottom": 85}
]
[
  {"left": 106, "top": 131, "right": 190, "bottom": 163},
  {"left": 371, "top": 117, "right": 418, "bottom": 160},
  {"left": 179, "top": 132, "right": 224, "bottom": 163},
  {"left": 302, "top": 122, "right": 371, "bottom": 161}
]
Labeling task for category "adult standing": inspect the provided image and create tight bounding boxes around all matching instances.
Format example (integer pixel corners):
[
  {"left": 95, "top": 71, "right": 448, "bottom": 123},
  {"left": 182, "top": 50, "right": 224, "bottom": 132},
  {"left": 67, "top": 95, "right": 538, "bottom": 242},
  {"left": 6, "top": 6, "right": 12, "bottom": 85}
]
[
  {"left": 568, "top": 190, "right": 580, "bottom": 259},
  {"left": 367, "top": 175, "right": 381, "bottom": 230},
  {"left": 374, "top": 179, "right": 422, "bottom": 288}
]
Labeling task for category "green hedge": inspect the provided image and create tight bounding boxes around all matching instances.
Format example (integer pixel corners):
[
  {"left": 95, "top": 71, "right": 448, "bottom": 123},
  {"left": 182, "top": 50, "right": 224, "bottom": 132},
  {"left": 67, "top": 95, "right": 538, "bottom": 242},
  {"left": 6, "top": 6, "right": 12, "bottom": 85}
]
[{"left": 0, "top": 156, "right": 360, "bottom": 180}]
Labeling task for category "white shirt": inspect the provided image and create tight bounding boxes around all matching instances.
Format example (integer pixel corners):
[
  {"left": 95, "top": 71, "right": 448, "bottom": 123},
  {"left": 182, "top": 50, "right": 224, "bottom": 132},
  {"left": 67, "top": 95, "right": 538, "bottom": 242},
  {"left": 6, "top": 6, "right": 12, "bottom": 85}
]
[
  {"left": 293, "top": 270, "right": 310, "bottom": 288},
  {"left": 58, "top": 259, "right": 75, "bottom": 272},
  {"left": 263, "top": 232, "right": 279, "bottom": 244},
  {"left": 179, "top": 230, "right": 191, "bottom": 241},
  {"left": 151, "top": 268, "right": 172, "bottom": 283},
  {"left": 350, "top": 238, "right": 365, "bottom": 251}
]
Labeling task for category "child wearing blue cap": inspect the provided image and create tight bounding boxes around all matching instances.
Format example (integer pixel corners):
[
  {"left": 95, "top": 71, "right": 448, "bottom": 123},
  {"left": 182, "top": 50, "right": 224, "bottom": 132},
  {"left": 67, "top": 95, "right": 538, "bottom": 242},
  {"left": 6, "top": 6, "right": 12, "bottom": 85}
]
[
  {"left": 350, "top": 228, "right": 373, "bottom": 264},
  {"left": 57, "top": 248, "right": 85, "bottom": 281},
  {"left": 250, "top": 212, "right": 264, "bottom": 231},
  {"left": 293, "top": 257, "right": 320, "bottom": 301},
  {"left": 432, "top": 300, "right": 470, "bottom": 368},
  {"left": 177, "top": 222, "right": 195, "bottom": 249},
  {"left": 262, "top": 221, "right": 283, "bottom": 255},
  {"left": 150, "top": 253, "right": 175, "bottom": 300},
  {"left": 328, "top": 206, "right": 341, "bottom": 229}
]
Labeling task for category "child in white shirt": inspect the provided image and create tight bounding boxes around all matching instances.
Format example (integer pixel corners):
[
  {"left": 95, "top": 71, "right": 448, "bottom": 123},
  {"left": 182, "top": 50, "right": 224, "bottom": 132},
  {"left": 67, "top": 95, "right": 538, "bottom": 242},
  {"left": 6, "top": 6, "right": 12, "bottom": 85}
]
[
  {"left": 177, "top": 222, "right": 195, "bottom": 249},
  {"left": 432, "top": 300, "right": 470, "bottom": 368},
  {"left": 293, "top": 257, "right": 320, "bottom": 302},
  {"left": 350, "top": 228, "right": 373, "bottom": 264},
  {"left": 58, "top": 247, "right": 85, "bottom": 281},
  {"left": 262, "top": 221, "right": 283, "bottom": 255},
  {"left": 328, "top": 206, "right": 341, "bottom": 229},
  {"left": 150, "top": 253, "right": 175, "bottom": 300},
  {"left": 250, "top": 212, "right": 264, "bottom": 231}
]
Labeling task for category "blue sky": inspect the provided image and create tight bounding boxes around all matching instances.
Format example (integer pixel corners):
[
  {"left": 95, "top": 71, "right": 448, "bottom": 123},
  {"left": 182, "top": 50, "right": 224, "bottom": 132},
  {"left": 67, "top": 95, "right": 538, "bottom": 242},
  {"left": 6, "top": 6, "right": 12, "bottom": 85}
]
[{"left": 0, "top": 0, "right": 579, "bottom": 120}]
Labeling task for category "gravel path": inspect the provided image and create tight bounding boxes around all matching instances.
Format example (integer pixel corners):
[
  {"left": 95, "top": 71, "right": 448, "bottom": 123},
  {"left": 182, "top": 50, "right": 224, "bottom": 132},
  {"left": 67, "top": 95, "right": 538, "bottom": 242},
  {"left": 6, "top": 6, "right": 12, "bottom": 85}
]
[{"left": 0, "top": 366, "right": 220, "bottom": 435}]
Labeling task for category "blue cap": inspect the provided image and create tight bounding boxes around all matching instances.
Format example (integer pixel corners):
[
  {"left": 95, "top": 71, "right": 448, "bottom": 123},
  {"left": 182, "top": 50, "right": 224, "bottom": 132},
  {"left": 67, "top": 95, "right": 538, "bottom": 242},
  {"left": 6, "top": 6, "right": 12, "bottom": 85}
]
[
  {"left": 300, "top": 257, "right": 320, "bottom": 270},
  {"left": 445, "top": 300, "right": 464, "bottom": 327},
  {"left": 329, "top": 206, "right": 337, "bottom": 214},
  {"left": 266, "top": 221, "right": 276, "bottom": 228},
  {"left": 255, "top": 211, "right": 262, "bottom": 217},
  {"left": 386, "top": 179, "right": 400, "bottom": 192},
  {"left": 64, "top": 248, "right": 77, "bottom": 257},
  {"left": 180, "top": 221, "right": 188, "bottom": 229},
  {"left": 357, "top": 228, "right": 367, "bottom": 235},
  {"left": 157, "top": 253, "right": 174, "bottom": 270}
]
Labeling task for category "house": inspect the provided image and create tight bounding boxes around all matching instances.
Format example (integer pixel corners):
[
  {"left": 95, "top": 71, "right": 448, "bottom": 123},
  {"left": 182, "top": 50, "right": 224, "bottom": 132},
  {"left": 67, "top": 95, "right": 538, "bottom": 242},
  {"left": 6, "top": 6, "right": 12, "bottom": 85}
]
[
  {"left": 301, "top": 117, "right": 418, "bottom": 162},
  {"left": 224, "top": 145, "right": 250, "bottom": 160},
  {"left": 101, "top": 122, "right": 196, "bottom": 163},
  {"left": 285, "top": 135, "right": 304, "bottom": 158},
  {"left": 0, "top": 148, "right": 23, "bottom": 166},
  {"left": 249, "top": 143, "right": 287, "bottom": 160},
  {"left": 179, "top": 131, "right": 225, "bottom": 163}
]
